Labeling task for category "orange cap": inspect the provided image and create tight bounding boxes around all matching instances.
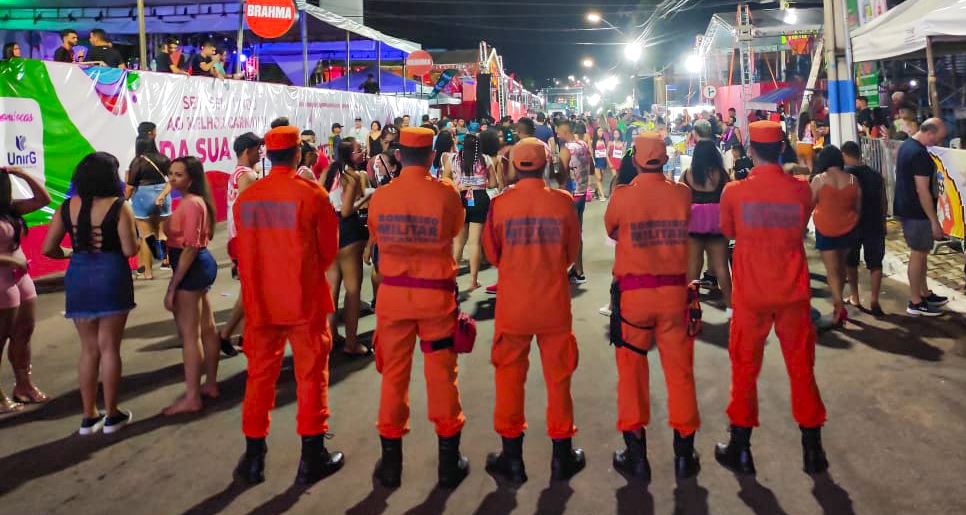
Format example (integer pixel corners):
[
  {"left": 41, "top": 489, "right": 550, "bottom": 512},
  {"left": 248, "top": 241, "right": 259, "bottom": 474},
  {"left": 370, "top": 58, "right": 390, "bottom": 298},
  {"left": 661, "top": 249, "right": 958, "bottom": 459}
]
[
  {"left": 512, "top": 137, "right": 547, "bottom": 171},
  {"left": 749, "top": 120, "right": 783, "bottom": 143},
  {"left": 264, "top": 126, "right": 301, "bottom": 151},
  {"left": 399, "top": 127, "right": 435, "bottom": 149},
  {"left": 633, "top": 131, "right": 668, "bottom": 169}
]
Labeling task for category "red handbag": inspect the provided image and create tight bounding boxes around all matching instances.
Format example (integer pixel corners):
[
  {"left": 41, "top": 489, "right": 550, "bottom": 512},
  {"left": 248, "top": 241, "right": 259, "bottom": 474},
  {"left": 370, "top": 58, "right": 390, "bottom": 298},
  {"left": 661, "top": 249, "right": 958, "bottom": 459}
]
[
  {"left": 382, "top": 274, "right": 476, "bottom": 354},
  {"left": 453, "top": 312, "right": 476, "bottom": 354}
]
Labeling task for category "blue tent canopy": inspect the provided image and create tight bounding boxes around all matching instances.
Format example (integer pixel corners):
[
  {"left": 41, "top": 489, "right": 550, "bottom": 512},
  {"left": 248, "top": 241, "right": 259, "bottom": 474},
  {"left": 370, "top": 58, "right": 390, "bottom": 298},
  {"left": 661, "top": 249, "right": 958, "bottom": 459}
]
[
  {"left": 315, "top": 66, "right": 427, "bottom": 94},
  {"left": 746, "top": 87, "right": 803, "bottom": 111}
]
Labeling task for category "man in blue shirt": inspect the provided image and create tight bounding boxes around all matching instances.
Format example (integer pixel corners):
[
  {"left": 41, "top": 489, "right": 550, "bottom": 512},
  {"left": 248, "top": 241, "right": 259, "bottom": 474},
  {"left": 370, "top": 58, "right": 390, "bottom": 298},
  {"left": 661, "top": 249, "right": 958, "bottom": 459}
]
[{"left": 534, "top": 112, "right": 554, "bottom": 144}]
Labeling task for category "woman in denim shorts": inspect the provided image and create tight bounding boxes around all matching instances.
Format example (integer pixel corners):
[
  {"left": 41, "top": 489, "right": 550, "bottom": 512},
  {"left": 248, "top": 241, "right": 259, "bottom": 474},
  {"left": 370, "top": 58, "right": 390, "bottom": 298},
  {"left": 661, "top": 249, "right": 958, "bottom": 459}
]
[
  {"left": 124, "top": 136, "right": 172, "bottom": 279},
  {"left": 162, "top": 156, "right": 219, "bottom": 415}
]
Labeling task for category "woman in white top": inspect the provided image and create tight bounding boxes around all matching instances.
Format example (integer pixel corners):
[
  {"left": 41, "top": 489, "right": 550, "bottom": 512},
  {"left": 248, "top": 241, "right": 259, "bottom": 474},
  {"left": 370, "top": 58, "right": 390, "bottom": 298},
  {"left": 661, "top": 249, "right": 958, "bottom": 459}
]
[{"left": 444, "top": 133, "right": 497, "bottom": 290}]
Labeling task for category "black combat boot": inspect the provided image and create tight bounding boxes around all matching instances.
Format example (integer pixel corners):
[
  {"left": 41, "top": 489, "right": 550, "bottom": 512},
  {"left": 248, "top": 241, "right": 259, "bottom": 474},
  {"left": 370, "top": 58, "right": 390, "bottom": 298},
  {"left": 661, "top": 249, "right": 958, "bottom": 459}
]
[
  {"left": 485, "top": 434, "right": 528, "bottom": 483},
  {"left": 234, "top": 437, "right": 267, "bottom": 484},
  {"left": 296, "top": 434, "right": 345, "bottom": 484},
  {"left": 673, "top": 430, "right": 700, "bottom": 479},
  {"left": 376, "top": 436, "right": 403, "bottom": 488},
  {"left": 550, "top": 438, "right": 586, "bottom": 480},
  {"left": 801, "top": 426, "right": 829, "bottom": 474},
  {"left": 438, "top": 432, "right": 470, "bottom": 488},
  {"left": 613, "top": 430, "right": 650, "bottom": 480},
  {"left": 714, "top": 425, "right": 755, "bottom": 475}
]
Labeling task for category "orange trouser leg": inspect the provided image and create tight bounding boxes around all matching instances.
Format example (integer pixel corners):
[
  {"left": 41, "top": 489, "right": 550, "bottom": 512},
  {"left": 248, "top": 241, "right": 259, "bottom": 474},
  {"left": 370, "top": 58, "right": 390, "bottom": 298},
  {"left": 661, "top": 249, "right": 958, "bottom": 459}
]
[
  {"left": 289, "top": 321, "right": 333, "bottom": 436},
  {"left": 375, "top": 317, "right": 418, "bottom": 438},
  {"left": 491, "top": 333, "right": 531, "bottom": 438},
  {"left": 420, "top": 315, "right": 465, "bottom": 437},
  {"left": 242, "top": 322, "right": 332, "bottom": 438},
  {"left": 615, "top": 345, "right": 650, "bottom": 432},
  {"left": 774, "top": 302, "right": 826, "bottom": 427},
  {"left": 492, "top": 331, "right": 579, "bottom": 439},
  {"left": 615, "top": 311, "right": 654, "bottom": 432},
  {"left": 726, "top": 303, "right": 776, "bottom": 427},
  {"left": 242, "top": 325, "right": 287, "bottom": 438},
  {"left": 652, "top": 313, "right": 700, "bottom": 435},
  {"left": 536, "top": 331, "right": 578, "bottom": 439},
  {"left": 375, "top": 314, "right": 465, "bottom": 438}
]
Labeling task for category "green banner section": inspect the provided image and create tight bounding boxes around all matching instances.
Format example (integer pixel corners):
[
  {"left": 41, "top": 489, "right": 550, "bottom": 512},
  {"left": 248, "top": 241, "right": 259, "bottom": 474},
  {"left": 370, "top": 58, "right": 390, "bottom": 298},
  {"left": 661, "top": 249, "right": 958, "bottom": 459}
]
[
  {"left": 855, "top": 62, "right": 879, "bottom": 108},
  {"left": 0, "top": 58, "right": 95, "bottom": 225}
]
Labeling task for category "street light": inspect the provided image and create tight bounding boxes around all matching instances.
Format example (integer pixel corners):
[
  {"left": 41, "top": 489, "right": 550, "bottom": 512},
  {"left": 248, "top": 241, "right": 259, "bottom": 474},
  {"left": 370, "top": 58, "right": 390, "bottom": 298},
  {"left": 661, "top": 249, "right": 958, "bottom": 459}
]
[
  {"left": 582, "top": 58, "right": 594, "bottom": 68},
  {"left": 684, "top": 54, "right": 703, "bottom": 73},
  {"left": 783, "top": 8, "right": 797, "bottom": 24},
  {"left": 624, "top": 41, "right": 641, "bottom": 62},
  {"left": 586, "top": 11, "right": 625, "bottom": 37}
]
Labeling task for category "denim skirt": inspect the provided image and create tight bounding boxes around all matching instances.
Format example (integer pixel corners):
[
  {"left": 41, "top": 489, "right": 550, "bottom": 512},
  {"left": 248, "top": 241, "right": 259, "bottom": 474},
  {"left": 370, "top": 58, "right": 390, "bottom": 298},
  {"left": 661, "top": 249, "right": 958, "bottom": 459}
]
[{"left": 65, "top": 252, "right": 136, "bottom": 319}]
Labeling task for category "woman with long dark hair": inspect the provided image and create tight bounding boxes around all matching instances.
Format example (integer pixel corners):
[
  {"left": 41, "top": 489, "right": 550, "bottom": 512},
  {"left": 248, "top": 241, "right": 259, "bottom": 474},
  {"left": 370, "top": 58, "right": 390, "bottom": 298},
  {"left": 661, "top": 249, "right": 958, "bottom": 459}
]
[
  {"left": 297, "top": 142, "right": 319, "bottom": 181},
  {"left": 446, "top": 132, "right": 497, "bottom": 290},
  {"left": 42, "top": 153, "right": 138, "bottom": 432},
  {"left": 432, "top": 130, "right": 455, "bottom": 180},
  {"left": 591, "top": 126, "right": 608, "bottom": 200},
  {"left": 162, "top": 156, "right": 220, "bottom": 414},
  {"left": 125, "top": 135, "right": 171, "bottom": 280},
  {"left": 0, "top": 166, "right": 51, "bottom": 413},
  {"left": 322, "top": 138, "right": 371, "bottom": 356},
  {"left": 3, "top": 43, "right": 20, "bottom": 59},
  {"left": 368, "top": 120, "right": 384, "bottom": 157},
  {"left": 681, "top": 140, "right": 732, "bottom": 315}
]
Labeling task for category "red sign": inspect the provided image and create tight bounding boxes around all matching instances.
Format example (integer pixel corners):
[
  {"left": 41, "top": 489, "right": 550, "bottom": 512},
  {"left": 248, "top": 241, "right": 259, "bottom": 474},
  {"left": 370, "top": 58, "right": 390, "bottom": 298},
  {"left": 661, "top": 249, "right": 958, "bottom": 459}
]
[
  {"left": 246, "top": 0, "right": 296, "bottom": 39},
  {"left": 405, "top": 50, "right": 433, "bottom": 77}
]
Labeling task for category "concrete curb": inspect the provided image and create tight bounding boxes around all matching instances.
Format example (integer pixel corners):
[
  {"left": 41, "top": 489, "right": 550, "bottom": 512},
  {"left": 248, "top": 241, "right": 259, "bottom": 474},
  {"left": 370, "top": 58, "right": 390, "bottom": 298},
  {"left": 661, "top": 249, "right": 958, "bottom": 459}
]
[{"left": 882, "top": 249, "right": 966, "bottom": 313}]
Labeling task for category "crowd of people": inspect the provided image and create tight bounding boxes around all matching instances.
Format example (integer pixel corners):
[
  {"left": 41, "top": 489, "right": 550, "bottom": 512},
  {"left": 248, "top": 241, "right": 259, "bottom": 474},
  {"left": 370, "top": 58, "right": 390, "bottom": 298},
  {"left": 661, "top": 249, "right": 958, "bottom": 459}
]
[{"left": 0, "top": 92, "right": 957, "bottom": 496}]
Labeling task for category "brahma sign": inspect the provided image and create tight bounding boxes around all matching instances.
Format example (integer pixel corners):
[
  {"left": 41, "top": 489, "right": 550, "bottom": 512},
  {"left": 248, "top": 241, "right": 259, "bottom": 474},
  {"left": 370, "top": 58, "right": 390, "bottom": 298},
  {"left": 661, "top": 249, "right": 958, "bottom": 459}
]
[{"left": 246, "top": 0, "right": 297, "bottom": 39}]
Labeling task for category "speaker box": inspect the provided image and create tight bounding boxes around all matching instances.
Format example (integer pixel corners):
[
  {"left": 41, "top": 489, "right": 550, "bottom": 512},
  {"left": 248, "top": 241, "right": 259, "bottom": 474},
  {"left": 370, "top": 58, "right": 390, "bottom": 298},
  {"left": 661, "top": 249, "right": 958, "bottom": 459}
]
[{"left": 476, "top": 74, "right": 492, "bottom": 121}]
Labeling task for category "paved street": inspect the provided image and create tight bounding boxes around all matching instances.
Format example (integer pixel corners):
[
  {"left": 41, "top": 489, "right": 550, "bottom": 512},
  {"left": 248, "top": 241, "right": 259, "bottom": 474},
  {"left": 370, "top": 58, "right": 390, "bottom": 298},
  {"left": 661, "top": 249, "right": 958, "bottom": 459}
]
[{"left": 1, "top": 199, "right": 965, "bottom": 515}]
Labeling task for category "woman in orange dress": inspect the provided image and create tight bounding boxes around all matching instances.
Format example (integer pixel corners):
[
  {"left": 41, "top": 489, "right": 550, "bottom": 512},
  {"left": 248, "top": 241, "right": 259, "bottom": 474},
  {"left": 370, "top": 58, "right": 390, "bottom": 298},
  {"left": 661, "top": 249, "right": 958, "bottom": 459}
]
[{"left": 811, "top": 146, "right": 861, "bottom": 327}]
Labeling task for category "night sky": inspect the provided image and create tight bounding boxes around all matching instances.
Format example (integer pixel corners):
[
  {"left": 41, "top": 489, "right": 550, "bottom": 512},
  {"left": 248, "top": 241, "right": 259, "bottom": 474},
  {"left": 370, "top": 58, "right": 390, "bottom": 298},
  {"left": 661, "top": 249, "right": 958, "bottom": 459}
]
[{"left": 364, "top": 0, "right": 732, "bottom": 90}]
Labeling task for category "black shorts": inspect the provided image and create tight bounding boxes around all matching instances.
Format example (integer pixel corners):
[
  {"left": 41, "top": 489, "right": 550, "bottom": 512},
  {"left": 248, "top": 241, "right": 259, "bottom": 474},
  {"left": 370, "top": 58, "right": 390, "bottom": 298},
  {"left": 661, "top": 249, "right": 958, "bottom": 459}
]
[
  {"left": 339, "top": 213, "right": 369, "bottom": 248},
  {"left": 847, "top": 232, "right": 885, "bottom": 270},
  {"left": 462, "top": 189, "right": 490, "bottom": 224}
]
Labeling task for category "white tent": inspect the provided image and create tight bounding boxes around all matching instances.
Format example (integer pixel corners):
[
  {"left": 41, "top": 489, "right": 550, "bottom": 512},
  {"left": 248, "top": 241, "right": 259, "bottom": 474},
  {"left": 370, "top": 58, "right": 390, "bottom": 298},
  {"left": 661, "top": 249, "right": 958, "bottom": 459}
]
[{"left": 851, "top": 0, "right": 966, "bottom": 62}]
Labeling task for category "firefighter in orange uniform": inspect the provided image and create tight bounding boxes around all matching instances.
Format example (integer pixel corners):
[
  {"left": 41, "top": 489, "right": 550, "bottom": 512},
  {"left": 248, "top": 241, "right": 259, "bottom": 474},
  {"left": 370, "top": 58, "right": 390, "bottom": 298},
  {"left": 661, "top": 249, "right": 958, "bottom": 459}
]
[
  {"left": 481, "top": 138, "right": 585, "bottom": 484},
  {"left": 714, "top": 120, "right": 828, "bottom": 475},
  {"left": 604, "top": 132, "right": 701, "bottom": 481},
  {"left": 367, "top": 127, "right": 470, "bottom": 489},
  {"left": 232, "top": 125, "right": 344, "bottom": 485}
]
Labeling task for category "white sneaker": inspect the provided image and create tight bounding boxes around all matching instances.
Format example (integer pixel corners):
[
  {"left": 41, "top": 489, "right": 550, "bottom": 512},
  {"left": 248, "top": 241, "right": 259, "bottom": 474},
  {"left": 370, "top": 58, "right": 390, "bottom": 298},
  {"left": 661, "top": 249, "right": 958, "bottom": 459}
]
[
  {"left": 599, "top": 305, "right": 612, "bottom": 317},
  {"left": 725, "top": 307, "right": 733, "bottom": 320},
  {"left": 103, "top": 409, "right": 133, "bottom": 434},
  {"left": 78, "top": 414, "right": 105, "bottom": 435}
]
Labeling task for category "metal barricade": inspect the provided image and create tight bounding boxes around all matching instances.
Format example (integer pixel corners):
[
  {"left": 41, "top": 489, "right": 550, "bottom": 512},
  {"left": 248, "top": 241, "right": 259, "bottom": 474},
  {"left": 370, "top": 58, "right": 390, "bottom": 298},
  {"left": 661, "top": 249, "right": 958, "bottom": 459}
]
[{"left": 860, "top": 136, "right": 901, "bottom": 217}]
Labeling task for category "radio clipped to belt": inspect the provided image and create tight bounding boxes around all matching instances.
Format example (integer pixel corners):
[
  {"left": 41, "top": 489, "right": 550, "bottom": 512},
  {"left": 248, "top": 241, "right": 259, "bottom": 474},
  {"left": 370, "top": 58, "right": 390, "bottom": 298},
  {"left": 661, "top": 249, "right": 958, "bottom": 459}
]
[
  {"left": 687, "top": 280, "right": 703, "bottom": 337},
  {"left": 609, "top": 281, "right": 655, "bottom": 355}
]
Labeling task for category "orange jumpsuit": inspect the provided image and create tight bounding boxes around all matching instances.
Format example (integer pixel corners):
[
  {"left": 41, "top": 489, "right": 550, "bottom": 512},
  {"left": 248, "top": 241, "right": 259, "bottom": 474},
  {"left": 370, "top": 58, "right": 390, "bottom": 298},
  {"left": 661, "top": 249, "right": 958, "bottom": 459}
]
[
  {"left": 233, "top": 165, "right": 339, "bottom": 438},
  {"left": 719, "top": 163, "right": 826, "bottom": 428},
  {"left": 367, "top": 165, "right": 466, "bottom": 438},
  {"left": 481, "top": 178, "right": 581, "bottom": 439},
  {"left": 604, "top": 173, "right": 700, "bottom": 435}
]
